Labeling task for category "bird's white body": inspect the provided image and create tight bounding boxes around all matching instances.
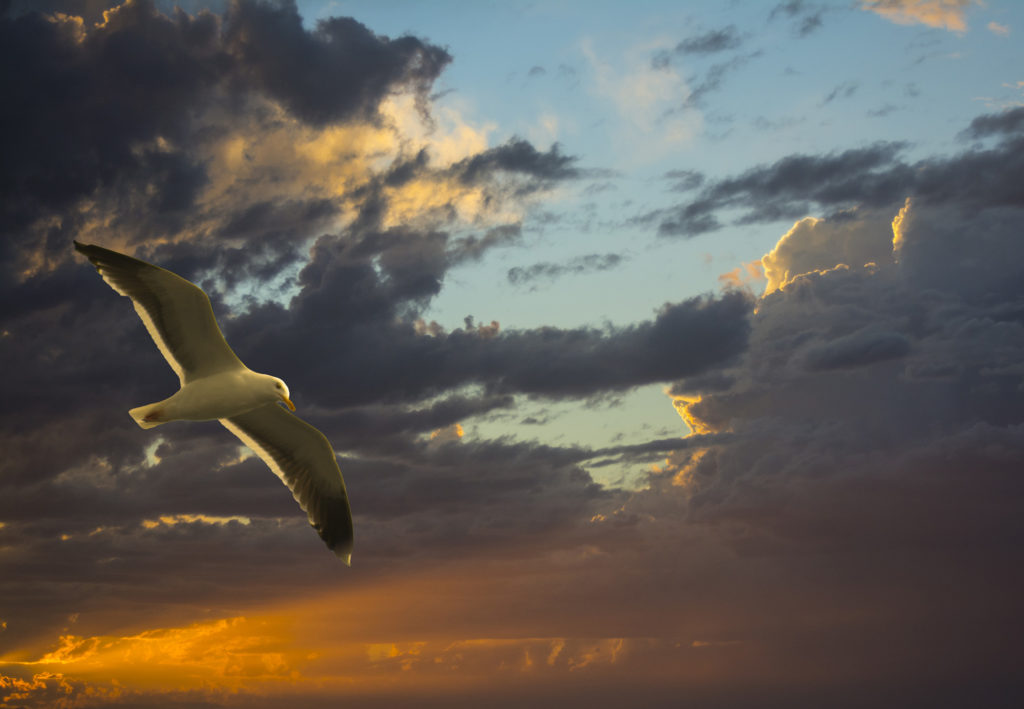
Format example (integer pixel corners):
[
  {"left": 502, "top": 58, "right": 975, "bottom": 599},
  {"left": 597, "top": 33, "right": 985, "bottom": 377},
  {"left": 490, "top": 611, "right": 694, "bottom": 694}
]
[
  {"left": 75, "top": 240, "right": 352, "bottom": 562},
  {"left": 129, "top": 370, "right": 290, "bottom": 429}
]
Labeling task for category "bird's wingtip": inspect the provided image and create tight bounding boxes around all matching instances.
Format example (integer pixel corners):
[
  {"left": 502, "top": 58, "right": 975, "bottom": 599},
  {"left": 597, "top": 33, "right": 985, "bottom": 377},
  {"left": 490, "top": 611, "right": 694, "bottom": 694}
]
[{"left": 330, "top": 541, "right": 352, "bottom": 565}]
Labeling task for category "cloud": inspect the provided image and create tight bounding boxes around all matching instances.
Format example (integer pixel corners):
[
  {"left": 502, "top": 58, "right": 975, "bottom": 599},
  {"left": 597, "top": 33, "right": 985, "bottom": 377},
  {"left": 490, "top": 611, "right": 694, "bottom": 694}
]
[
  {"left": 0, "top": 1, "right": 559, "bottom": 291},
  {"left": 0, "top": 1, "right": 452, "bottom": 290},
  {"left": 0, "top": 5, "right": 759, "bottom": 675},
  {"left": 650, "top": 109, "right": 1024, "bottom": 237},
  {"left": 650, "top": 142, "right": 908, "bottom": 236},
  {"left": 769, "top": 1, "right": 825, "bottom": 37},
  {"left": 660, "top": 121, "right": 1024, "bottom": 517},
  {"left": 581, "top": 37, "right": 702, "bottom": 153},
  {"left": 674, "top": 210, "right": 1024, "bottom": 515},
  {"left": 507, "top": 253, "right": 625, "bottom": 287},
  {"left": 1, "top": 2, "right": 223, "bottom": 262},
  {"left": 681, "top": 52, "right": 761, "bottom": 109},
  {"left": 802, "top": 326, "right": 912, "bottom": 370},
  {"left": 629, "top": 157, "right": 1024, "bottom": 700},
  {"left": 860, "top": 0, "right": 981, "bottom": 32},
  {"left": 672, "top": 26, "right": 742, "bottom": 55},
  {"left": 649, "top": 106, "right": 1024, "bottom": 656},
  {"left": 224, "top": 2, "right": 451, "bottom": 126},
  {"left": 228, "top": 263, "right": 752, "bottom": 405},
  {"left": 761, "top": 208, "right": 895, "bottom": 293},
  {"left": 663, "top": 169, "right": 705, "bottom": 192},
  {"left": 6, "top": 4, "right": 1024, "bottom": 707},
  {"left": 961, "top": 105, "right": 1024, "bottom": 139},
  {"left": 987, "top": 21, "right": 1010, "bottom": 36},
  {"left": 452, "top": 138, "right": 582, "bottom": 185},
  {"left": 821, "top": 80, "right": 859, "bottom": 105}
]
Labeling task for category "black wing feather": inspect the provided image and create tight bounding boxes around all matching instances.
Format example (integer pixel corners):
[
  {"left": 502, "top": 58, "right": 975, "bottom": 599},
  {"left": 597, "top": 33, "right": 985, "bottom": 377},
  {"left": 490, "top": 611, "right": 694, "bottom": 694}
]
[{"left": 221, "top": 403, "right": 353, "bottom": 563}]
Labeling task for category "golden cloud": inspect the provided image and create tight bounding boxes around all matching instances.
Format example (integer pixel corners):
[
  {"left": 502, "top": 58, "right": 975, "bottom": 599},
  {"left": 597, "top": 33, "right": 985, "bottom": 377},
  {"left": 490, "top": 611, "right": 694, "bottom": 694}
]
[{"left": 860, "top": 0, "right": 981, "bottom": 33}]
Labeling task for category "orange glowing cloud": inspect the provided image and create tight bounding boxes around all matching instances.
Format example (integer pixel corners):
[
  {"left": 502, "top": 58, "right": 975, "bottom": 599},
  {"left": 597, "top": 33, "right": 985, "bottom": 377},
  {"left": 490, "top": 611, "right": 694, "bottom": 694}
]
[
  {"left": 860, "top": 0, "right": 981, "bottom": 33},
  {"left": 2, "top": 616, "right": 294, "bottom": 686},
  {"left": 717, "top": 261, "right": 766, "bottom": 295},
  {"left": 0, "top": 560, "right": 708, "bottom": 707},
  {"left": 50, "top": 44, "right": 517, "bottom": 284},
  {"left": 429, "top": 422, "right": 465, "bottom": 442},
  {"left": 670, "top": 393, "right": 715, "bottom": 436},
  {"left": 891, "top": 197, "right": 913, "bottom": 256}
]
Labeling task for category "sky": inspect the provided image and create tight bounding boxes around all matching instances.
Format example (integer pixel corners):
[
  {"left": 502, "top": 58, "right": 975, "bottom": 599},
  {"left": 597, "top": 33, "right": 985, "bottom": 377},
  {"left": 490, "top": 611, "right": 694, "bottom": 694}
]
[{"left": 2, "top": 0, "right": 1024, "bottom": 706}]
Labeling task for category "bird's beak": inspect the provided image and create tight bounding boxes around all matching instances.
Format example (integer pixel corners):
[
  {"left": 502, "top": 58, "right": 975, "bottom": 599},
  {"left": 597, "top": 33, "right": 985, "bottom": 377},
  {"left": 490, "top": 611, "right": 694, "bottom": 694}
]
[{"left": 282, "top": 396, "right": 295, "bottom": 411}]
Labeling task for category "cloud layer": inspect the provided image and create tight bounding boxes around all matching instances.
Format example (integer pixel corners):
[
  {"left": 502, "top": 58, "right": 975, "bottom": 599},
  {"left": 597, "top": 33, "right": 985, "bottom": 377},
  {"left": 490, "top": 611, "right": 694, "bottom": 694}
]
[{"left": 3, "top": 2, "right": 1024, "bottom": 707}]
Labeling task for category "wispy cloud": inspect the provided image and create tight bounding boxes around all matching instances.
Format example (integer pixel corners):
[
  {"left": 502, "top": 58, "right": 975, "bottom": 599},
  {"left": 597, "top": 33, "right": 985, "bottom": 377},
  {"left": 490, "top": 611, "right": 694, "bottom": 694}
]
[
  {"left": 987, "top": 21, "right": 1010, "bottom": 36},
  {"left": 507, "top": 253, "right": 626, "bottom": 287},
  {"left": 821, "top": 80, "right": 860, "bottom": 105},
  {"left": 581, "top": 38, "right": 703, "bottom": 154},
  {"left": 672, "top": 25, "right": 742, "bottom": 56},
  {"left": 769, "top": 0, "right": 826, "bottom": 37}
]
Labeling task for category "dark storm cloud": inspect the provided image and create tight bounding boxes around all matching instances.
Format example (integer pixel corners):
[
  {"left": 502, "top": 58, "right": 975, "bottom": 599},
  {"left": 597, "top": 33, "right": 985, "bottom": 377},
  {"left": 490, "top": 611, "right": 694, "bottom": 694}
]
[
  {"left": 222, "top": 1, "right": 451, "bottom": 125},
  {"left": 226, "top": 241, "right": 753, "bottom": 406},
  {"left": 649, "top": 116, "right": 1024, "bottom": 236},
  {"left": 3, "top": 211, "right": 752, "bottom": 638},
  {"left": 671, "top": 253, "right": 1024, "bottom": 543},
  {"left": 675, "top": 210, "right": 1024, "bottom": 507},
  {"left": 668, "top": 371, "right": 736, "bottom": 396},
  {"left": 802, "top": 327, "right": 911, "bottom": 371},
  {"left": 0, "top": 6, "right": 762, "bottom": 658},
  {"left": 507, "top": 253, "right": 625, "bottom": 286},
  {"left": 961, "top": 105, "right": 1024, "bottom": 139},
  {"left": 218, "top": 198, "right": 340, "bottom": 241},
  {"left": 583, "top": 432, "right": 732, "bottom": 469},
  {"left": 0, "top": 0, "right": 452, "bottom": 277},
  {"left": 0, "top": 385, "right": 643, "bottom": 649},
  {"left": 615, "top": 164, "right": 1024, "bottom": 697},
  {"left": 382, "top": 147, "right": 431, "bottom": 187},
  {"left": 0, "top": 0, "right": 222, "bottom": 263},
  {"left": 625, "top": 114, "right": 1024, "bottom": 664},
  {"left": 361, "top": 140, "right": 590, "bottom": 227},
  {"left": 452, "top": 138, "right": 582, "bottom": 185},
  {"left": 703, "top": 141, "right": 906, "bottom": 209},
  {"left": 1, "top": 0, "right": 597, "bottom": 495},
  {"left": 327, "top": 394, "right": 516, "bottom": 447}
]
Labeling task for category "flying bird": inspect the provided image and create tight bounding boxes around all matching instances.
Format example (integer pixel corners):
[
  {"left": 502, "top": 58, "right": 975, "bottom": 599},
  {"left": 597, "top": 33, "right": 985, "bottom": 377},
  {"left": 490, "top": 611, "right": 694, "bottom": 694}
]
[{"left": 74, "top": 241, "right": 353, "bottom": 564}]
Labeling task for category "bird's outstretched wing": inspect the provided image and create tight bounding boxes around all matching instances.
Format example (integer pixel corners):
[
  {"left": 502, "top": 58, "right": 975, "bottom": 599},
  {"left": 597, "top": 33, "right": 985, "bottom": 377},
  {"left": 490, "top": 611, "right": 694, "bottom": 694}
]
[
  {"left": 75, "top": 241, "right": 246, "bottom": 384},
  {"left": 221, "top": 403, "right": 354, "bottom": 564}
]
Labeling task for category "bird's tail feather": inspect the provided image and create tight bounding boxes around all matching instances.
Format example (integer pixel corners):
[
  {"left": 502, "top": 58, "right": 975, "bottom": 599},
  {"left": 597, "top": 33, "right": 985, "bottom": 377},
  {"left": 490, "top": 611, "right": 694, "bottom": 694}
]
[{"left": 129, "top": 402, "right": 169, "bottom": 429}]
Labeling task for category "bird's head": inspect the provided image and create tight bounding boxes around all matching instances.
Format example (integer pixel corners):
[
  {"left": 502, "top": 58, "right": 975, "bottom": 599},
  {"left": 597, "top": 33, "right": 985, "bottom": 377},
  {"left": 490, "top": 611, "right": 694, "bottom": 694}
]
[{"left": 266, "top": 375, "right": 295, "bottom": 411}]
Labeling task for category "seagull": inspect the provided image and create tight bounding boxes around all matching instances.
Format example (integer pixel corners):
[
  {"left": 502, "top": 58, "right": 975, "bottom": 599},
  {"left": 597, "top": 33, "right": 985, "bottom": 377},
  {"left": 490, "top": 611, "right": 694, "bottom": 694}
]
[{"left": 74, "top": 241, "right": 353, "bottom": 564}]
